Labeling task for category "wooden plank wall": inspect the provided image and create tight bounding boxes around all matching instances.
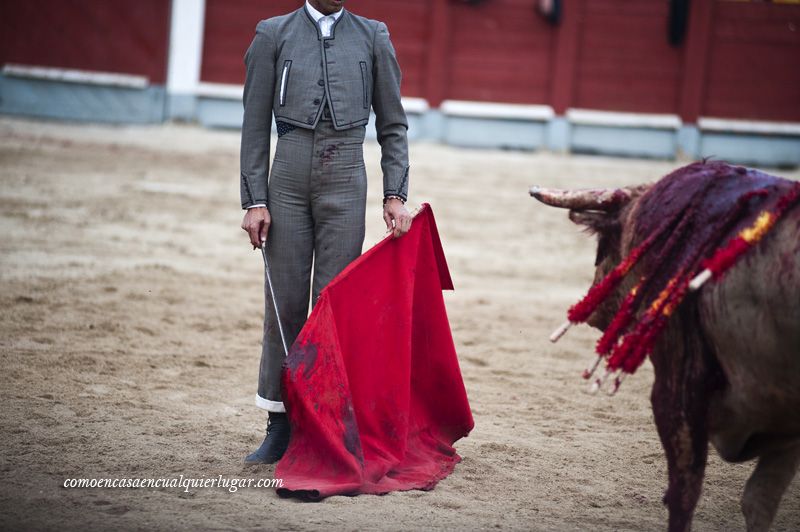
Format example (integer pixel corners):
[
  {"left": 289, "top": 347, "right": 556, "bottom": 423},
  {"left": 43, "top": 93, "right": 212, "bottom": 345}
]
[
  {"left": 572, "top": 0, "right": 683, "bottom": 114},
  {"left": 446, "top": 0, "right": 556, "bottom": 104},
  {"left": 200, "top": 0, "right": 299, "bottom": 85},
  {"left": 345, "top": 0, "right": 430, "bottom": 99},
  {"left": 0, "top": 0, "right": 171, "bottom": 83},
  {"left": 0, "top": 0, "right": 797, "bottom": 123},
  {"left": 201, "top": 0, "right": 431, "bottom": 97},
  {"left": 199, "top": 0, "right": 799, "bottom": 122},
  {"left": 704, "top": 1, "right": 800, "bottom": 122}
]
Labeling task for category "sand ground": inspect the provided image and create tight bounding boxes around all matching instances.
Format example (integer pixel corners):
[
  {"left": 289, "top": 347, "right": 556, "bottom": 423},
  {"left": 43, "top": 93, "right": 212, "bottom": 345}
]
[{"left": 0, "top": 117, "right": 798, "bottom": 531}]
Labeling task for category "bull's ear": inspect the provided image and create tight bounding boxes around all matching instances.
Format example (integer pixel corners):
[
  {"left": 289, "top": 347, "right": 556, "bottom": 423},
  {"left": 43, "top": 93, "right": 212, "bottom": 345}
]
[
  {"left": 568, "top": 210, "right": 615, "bottom": 234},
  {"left": 569, "top": 210, "right": 621, "bottom": 266}
]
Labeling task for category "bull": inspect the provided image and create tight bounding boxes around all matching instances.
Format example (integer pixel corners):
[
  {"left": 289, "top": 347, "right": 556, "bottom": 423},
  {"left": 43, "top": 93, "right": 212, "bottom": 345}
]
[{"left": 531, "top": 161, "right": 800, "bottom": 531}]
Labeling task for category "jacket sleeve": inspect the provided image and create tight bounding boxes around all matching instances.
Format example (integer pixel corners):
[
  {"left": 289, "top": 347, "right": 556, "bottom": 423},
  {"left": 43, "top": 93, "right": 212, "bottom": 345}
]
[
  {"left": 372, "top": 22, "right": 410, "bottom": 202},
  {"left": 240, "top": 21, "right": 276, "bottom": 209}
]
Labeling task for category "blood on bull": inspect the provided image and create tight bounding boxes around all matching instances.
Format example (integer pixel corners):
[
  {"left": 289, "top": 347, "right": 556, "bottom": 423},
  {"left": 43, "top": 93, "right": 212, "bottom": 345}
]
[{"left": 531, "top": 161, "right": 800, "bottom": 532}]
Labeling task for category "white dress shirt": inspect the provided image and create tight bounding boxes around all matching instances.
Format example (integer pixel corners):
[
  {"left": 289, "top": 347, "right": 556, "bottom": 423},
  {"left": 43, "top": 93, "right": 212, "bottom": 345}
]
[
  {"left": 304, "top": 1, "right": 343, "bottom": 37},
  {"left": 247, "top": 2, "right": 344, "bottom": 210}
]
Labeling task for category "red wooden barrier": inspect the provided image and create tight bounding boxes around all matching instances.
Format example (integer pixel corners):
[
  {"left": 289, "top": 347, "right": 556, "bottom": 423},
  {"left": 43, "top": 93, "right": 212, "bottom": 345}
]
[
  {"left": 346, "top": 0, "right": 429, "bottom": 99},
  {"left": 572, "top": 0, "right": 683, "bottom": 114},
  {"left": 0, "top": 0, "right": 170, "bottom": 83},
  {"left": 200, "top": 0, "right": 298, "bottom": 85},
  {"left": 201, "top": 0, "right": 429, "bottom": 98},
  {"left": 550, "top": 0, "right": 580, "bottom": 115},
  {"left": 1, "top": 0, "right": 797, "bottom": 123},
  {"left": 424, "top": 0, "right": 451, "bottom": 107},
  {"left": 703, "top": 1, "right": 800, "bottom": 122},
  {"left": 679, "top": 0, "right": 715, "bottom": 124},
  {"left": 198, "top": 0, "right": 800, "bottom": 123},
  {"left": 445, "top": 0, "right": 556, "bottom": 105}
]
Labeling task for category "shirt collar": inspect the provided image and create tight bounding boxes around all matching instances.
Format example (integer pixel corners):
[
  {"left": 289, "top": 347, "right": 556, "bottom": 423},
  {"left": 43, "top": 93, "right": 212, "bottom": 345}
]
[{"left": 304, "top": 1, "right": 343, "bottom": 23}]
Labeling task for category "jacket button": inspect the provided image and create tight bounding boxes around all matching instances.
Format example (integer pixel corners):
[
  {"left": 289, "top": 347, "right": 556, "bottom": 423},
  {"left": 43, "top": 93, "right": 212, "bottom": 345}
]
[
  {"left": 324, "top": 41, "right": 331, "bottom": 49},
  {"left": 307, "top": 117, "right": 314, "bottom": 124},
  {"left": 313, "top": 98, "right": 321, "bottom": 105},
  {"left": 318, "top": 79, "right": 325, "bottom": 86}
]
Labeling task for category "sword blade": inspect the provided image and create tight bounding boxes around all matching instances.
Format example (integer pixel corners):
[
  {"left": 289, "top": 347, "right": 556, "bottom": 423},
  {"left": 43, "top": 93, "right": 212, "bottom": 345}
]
[{"left": 261, "top": 242, "right": 289, "bottom": 358}]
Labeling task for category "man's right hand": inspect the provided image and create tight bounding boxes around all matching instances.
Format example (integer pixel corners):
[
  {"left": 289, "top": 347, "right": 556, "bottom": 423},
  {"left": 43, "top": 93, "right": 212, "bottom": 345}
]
[{"left": 242, "top": 207, "right": 271, "bottom": 249}]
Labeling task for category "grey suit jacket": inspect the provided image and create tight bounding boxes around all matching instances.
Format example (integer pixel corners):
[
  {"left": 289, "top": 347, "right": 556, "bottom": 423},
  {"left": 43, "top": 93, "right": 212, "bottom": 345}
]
[{"left": 240, "top": 6, "right": 410, "bottom": 208}]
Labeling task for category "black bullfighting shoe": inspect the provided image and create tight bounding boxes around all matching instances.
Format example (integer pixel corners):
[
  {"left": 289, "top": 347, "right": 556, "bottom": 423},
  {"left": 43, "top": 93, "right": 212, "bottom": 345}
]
[{"left": 244, "top": 412, "right": 291, "bottom": 465}]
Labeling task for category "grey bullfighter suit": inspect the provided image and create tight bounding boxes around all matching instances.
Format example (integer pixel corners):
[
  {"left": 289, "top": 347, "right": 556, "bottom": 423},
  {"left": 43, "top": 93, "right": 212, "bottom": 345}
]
[{"left": 240, "top": 4, "right": 409, "bottom": 419}]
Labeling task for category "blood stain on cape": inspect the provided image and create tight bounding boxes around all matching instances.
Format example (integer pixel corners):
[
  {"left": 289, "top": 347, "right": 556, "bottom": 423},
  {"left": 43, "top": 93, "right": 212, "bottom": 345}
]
[{"left": 287, "top": 342, "right": 319, "bottom": 380}]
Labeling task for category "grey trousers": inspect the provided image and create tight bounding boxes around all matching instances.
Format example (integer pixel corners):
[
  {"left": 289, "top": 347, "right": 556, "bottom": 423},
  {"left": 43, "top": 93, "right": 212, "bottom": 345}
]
[{"left": 256, "top": 120, "right": 367, "bottom": 412}]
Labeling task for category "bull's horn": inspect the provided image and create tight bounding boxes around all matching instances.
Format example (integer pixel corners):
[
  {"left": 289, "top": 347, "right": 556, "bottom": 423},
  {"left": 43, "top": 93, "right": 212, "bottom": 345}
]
[{"left": 529, "top": 186, "right": 633, "bottom": 211}]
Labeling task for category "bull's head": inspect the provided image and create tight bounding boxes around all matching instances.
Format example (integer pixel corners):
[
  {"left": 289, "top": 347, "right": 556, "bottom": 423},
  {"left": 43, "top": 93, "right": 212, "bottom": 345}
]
[{"left": 530, "top": 184, "right": 650, "bottom": 330}]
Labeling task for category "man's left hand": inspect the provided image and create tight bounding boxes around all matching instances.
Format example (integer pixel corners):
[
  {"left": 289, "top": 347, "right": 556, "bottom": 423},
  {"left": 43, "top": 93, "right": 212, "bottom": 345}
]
[{"left": 383, "top": 199, "right": 412, "bottom": 238}]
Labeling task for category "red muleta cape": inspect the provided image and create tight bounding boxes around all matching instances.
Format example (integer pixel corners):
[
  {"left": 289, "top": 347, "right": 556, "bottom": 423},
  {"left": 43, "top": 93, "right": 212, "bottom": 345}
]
[{"left": 275, "top": 204, "right": 474, "bottom": 499}]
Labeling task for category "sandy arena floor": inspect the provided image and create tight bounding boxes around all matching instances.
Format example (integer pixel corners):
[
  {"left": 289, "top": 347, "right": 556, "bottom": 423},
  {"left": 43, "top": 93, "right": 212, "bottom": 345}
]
[{"left": 1, "top": 117, "right": 798, "bottom": 530}]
